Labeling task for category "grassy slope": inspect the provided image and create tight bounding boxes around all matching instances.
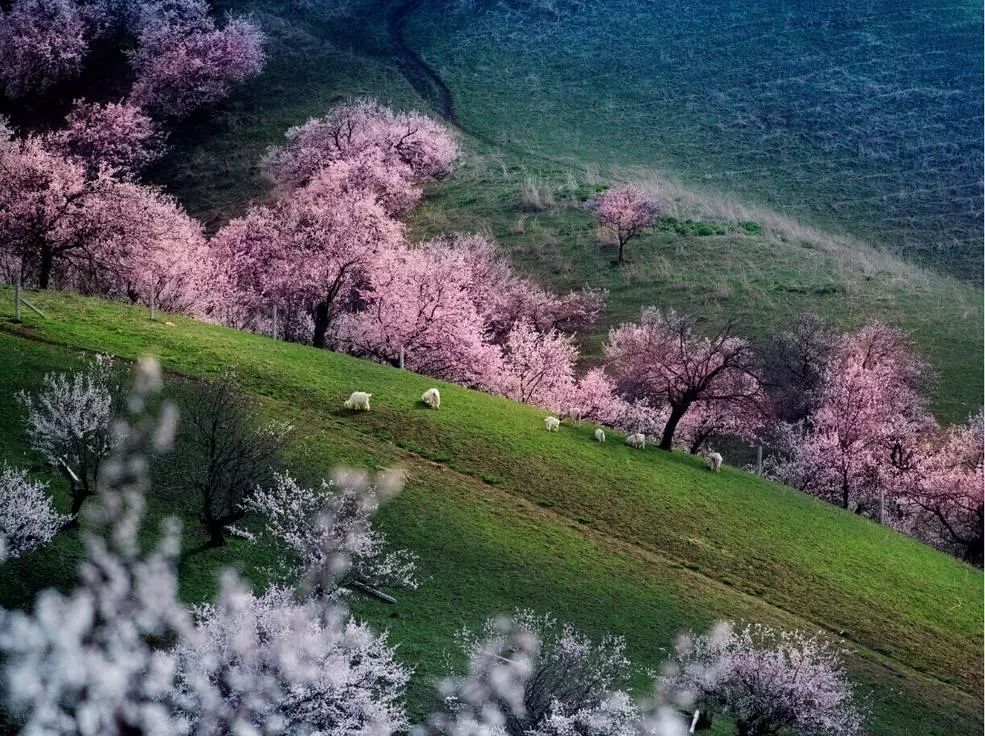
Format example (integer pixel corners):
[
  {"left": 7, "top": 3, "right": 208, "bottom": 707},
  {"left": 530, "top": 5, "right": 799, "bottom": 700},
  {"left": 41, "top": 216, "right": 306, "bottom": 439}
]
[
  {"left": 149, "top": 0, "right": 983, "bottom": 424},
  {"left": 0, "top": 289, "right": 981, "bottom": 735}
]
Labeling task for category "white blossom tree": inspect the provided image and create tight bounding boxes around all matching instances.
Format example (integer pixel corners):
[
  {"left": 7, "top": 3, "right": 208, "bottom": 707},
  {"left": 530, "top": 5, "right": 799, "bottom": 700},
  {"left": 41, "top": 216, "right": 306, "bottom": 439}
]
[
  {"left": 18, "top": 355, "right": 116, "bottom": 515},
  {"left": 0, "top": 463, "right": 68, "bottom": 559},
  {"left": 662, "top": 622, "right": 865, "bottom": 736},
  {"left": 454, "top": 611, "right": 638, "bottom": 736},
  {"left": 248, "top": 470, "right": 417, "bottom": 598},
  {"left": 172, "top": 575, "right": 409, "bottom": 736}
]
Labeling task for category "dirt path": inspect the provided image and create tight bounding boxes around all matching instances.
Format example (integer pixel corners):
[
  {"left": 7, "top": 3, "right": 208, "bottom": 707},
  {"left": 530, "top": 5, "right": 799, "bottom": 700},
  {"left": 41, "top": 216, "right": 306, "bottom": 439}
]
[{"left": 387, "top": 0, "right": 460, "bottom": 126}]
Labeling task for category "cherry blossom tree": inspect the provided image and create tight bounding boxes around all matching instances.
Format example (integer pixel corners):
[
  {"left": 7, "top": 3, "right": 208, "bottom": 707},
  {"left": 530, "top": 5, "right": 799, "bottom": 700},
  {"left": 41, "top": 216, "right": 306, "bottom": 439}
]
[
  {"left": 48, "top": 99, "right": 165, "bottom": 176},
  {"left": 591, "top": 186, "right": 661, "bottom": 265},
  {"left": 0, "top": 124, "right": 205, "bottom": 295},
  {"left": 571, "top": 367, "right": 632, "bottom": 427},
  {"left": 248, "top": 470, "right": 418, "bottom": 598},
  {"left": 0, "top": 0, "right": 89, "bottom": 97},
  {"left": 605, "top": 310, "right": 761, "bottom": 450},
  {"left": 172, "top": 576, "right": 409, "bottom": 736},
  {"left": 663, "top": 622, "right": 864, "bottom": 736},
  {"left": 491, "top": 320, "right": 578, "bottom": 409},
  {"left": 765, "top": 323, "right": 935, "bottom": 517},
  {"left": 331, "top": 241, "right": 503, "bottom": 386},
  {"left": 128, "top": 5, "right": 265, "bottom": 118},
  {"left": 454, "top": 234, "right": 605, "bottom": 341},
  {"left": 18, "top": 355, "right": 116, "bottom": 515},
  {"left": 674, "top": 369, "right": 766, "bottom": 454},
  {"left": 211, "top": 183, "right": 403, "bottom": 346},
  {"left": 0, "top": 464, "right": 67, "bottom": 559},
  {"left": 262, "top": 99, "right": 458, "bottom": 191},
  {"left": 904, "top": 412, "right": 983, "bottom": 565}
]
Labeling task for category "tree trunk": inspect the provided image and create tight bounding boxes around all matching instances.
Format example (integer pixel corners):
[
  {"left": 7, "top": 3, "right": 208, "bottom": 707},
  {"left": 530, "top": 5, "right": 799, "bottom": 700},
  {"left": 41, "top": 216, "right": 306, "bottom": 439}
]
[
  {"left": 38, "top": 248, "right": 54, "bottom": 289},
  {"left": 312, "top": 301, "right": 330, "bottom": 348},
  {"left": 659, "top": 403, "right": 689, "bottom": 450},
  {"left": 617, "top": 238, "right": 626, "bottom": 265},
  {"left": 206, "top": 521, "right": 227, "bottom": 548}
]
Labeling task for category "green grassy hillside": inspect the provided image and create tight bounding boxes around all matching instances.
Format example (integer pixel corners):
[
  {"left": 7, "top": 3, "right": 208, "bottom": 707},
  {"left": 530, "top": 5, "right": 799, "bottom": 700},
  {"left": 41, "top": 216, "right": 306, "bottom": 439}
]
[
  {"left": 147, "top": 0, "right": 983, "bottom": 424},
  {"left": 0, "top": 289, "right": 981, "bottom": 735}
]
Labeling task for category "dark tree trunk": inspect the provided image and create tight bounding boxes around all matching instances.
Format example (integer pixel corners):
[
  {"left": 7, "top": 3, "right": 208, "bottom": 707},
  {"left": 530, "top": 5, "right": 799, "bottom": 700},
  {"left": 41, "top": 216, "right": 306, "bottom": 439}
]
[
  {"left": 659, "top": 403, "right": 689, "bottom": 450},
  {"left": 206, "top": 522, "right": 227, "bottom": 548},
  {"left": 38, "top": 248, "right": 54, "bottom": 289},
  {"left": 617, "top": 238, "right": 627, "bottom": 265},
  {"left": 312, "top": 301, "right": 330, "bottom": 348}
]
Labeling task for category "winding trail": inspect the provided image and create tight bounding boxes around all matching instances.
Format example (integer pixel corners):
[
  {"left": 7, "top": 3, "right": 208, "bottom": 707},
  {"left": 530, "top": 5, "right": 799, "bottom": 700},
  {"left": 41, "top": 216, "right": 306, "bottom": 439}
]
[{"left": 387, "top": 0, "right": 460, "bottom": 127}]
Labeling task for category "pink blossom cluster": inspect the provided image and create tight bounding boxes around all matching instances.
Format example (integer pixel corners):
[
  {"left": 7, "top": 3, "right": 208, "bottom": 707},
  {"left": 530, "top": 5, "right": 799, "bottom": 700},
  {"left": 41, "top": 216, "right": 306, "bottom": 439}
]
[
  {"left": 765, "top": 322, "right": 983, "bottom": 564},
  {"left": 0, "top": 0, "right": 265, "bottom": 118}
]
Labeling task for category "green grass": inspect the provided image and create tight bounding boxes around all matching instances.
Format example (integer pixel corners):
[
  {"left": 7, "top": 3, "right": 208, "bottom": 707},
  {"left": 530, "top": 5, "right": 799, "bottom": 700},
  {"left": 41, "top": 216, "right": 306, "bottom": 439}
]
[
  {"left": 0, "top": 289, "right": 981, "bottom": 734},
  {"left": 143, "top": 0, "right": 983, "bottom": 425}
]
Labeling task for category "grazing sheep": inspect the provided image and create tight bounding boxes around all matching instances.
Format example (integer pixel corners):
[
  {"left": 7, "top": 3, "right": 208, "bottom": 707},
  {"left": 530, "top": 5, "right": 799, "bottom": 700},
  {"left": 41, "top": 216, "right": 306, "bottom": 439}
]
[
  {"left": 343, "top": 391, "right": 372, "bottom": 411},
  {"left": 421, "top": 387, "right": 441, "bottom": 409},
  {"left": 544, "top": 416, "right": 560, "bottom": 432},
  {"left": 567, "top": 407, "right": 583, "bottom": 426},
  {"left": 706, "top": 451, "right": 723, "bottom": 473},
  {"left": 594, "top": 428, "right": 606, "bottom": 443},
  {"left": 626, "top": 432, "right": 646, "bottom": 449}
]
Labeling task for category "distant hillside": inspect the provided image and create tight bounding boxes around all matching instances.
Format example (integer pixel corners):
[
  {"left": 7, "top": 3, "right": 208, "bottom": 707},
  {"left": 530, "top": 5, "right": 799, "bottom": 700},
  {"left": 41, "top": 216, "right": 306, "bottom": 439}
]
[{"left": 0, "top": 289, "right": 981, "bottom": 734}]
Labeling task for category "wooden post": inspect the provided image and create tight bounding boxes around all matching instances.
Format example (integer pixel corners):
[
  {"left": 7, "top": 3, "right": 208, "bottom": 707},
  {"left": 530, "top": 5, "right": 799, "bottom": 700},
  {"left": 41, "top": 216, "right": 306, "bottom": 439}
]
[
  {"left": 271, "top": 304, "right": 278, "bottom": 340},
  {"left": 756, "top": 444, "right": 763, "bottom": 475},
  {"left": 149, "top": 290, "right": 156, "bottom": 320},
  {"left": 398, "top": 345, "right": 405, "bottom": 369},
  {"left": 878, "top": 487, "right": 885, "bottom": 525},
  {"left": 14, "top": 271, "right": 22, "bottom": 322}
]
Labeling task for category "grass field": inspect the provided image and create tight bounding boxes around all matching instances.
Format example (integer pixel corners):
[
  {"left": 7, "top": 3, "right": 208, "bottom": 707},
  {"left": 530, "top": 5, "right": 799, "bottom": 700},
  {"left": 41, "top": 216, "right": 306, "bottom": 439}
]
[
  {"left": 0, "top": 289, "right": 981, "bottom": 734},
  {"left": 143, "top": 0, "right": 984, "bottom": 425}
]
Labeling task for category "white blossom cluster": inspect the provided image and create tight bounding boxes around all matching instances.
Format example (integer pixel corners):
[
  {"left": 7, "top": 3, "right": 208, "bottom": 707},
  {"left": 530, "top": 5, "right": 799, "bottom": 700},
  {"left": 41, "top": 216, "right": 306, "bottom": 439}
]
[
  {"left": 0, "top": 464, "right": 67, "bottom": 559},
  {"left": 172, "top": 575, "right": 409, "bottom": 736},
  {"left": 663, "top": 622, "right": 864, "bottom": 736},
  {"left": 248, "top": 470, "right": 418, "bottom": 597}
]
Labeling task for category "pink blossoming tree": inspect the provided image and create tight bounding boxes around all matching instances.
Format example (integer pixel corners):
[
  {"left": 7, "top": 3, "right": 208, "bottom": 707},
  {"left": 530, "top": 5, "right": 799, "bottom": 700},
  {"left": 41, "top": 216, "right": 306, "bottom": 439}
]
[
  {"left": 48, "top": 99, "right": 164, "bottom": 175},
  {"left": 605, "top": 310, "right": 761, "bottom": 450},
  {"left": 0, "top": 0, "right": 88, "bottom": 97},
  {"left": 128, "top": 3, "right": 265, "bottom": 118},
  {"left": 262, "top": 99, "right": 458, "bottom": 191},
  {"left": 591, "top": 186, "right": 661, "bottom": 265}
]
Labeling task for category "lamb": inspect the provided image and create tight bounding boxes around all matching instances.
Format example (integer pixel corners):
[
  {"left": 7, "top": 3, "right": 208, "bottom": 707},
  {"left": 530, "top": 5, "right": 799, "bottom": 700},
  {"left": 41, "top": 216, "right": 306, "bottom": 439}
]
[
  {"left": 421, "top": 387, "right": 441, "bottom": 409},
  {"left": 594, "top": 428, "right": 606, "bottom": 443},
  {"left": 567, "top": 407, "right": 583, "bottom": 427},
  {"left": 343, "top": 391, "right": 372, "bottom": 411},
  {"left": 625, "top": 432, "right": 646, "bottom": 449},
  {"left": 706, "top": 451, "right": 723, "bottom": 473},
  {"left": 544, "top": 416, "right": 560, "bottom": 432}
]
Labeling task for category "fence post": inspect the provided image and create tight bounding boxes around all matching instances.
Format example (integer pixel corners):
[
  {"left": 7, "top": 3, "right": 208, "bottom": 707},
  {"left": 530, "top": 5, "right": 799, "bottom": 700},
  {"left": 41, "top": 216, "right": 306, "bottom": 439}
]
[
  {"left": 149, "top": 290, "right": 156, "bottom": 320},
  {"left": 878, "top": 487, "right": 885, "bottom": 525},
  {"left": 398, "top": 345, "right": 405, "bottom": 369},
  {"left": 271, "top": 304, "right": 278, "bottom": 340},
  {"left": 756, "top": 444, "right": 763, "bottom": 475},
  {"left": 14, "top": 271, "right": 22, "bottom": 322}
]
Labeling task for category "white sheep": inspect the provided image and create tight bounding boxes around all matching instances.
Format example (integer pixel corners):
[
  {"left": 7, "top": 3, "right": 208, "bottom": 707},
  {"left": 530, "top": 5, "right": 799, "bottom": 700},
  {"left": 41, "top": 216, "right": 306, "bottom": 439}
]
[
  {"left": 544, "top": 416, "right": 560, "bottom": 432},
  {"left": 626, "top": 433, "right": 646, "bottom": 449},
  {"left": 706, "top": 451, "right": 723, "bottom": 473},
  {"left": 594, "top": 428, "right": 606, "bottom": 443},
  {"left": 343, "top": 391, "right": 372, "bottom": 411},
  {"left": 567, "top": 407, "right": 583, "bottom": 427},
  {"left": 421, "top": 387, "right": 441, "bottom": 409}
]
